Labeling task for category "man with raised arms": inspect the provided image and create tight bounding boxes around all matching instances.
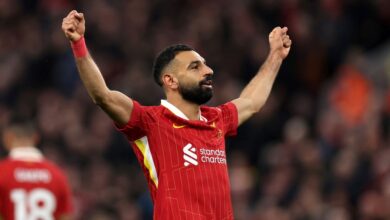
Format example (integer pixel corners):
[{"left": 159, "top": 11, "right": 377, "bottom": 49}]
[{"left": 62, "top": 9, "right": 291, "bottom": 219}]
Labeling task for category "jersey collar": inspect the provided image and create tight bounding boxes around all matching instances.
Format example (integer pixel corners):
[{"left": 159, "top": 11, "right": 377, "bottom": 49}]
[
  {"left": 161, "top": 100, "right": 207, "bottom": 122},
  {"left": 10, "top": 147, "right": 43, "bottom": 161}
]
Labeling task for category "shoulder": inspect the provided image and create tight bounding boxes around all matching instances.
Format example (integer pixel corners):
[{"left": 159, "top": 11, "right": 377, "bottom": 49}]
[
  {"left": 217, "top": 102, "right": 238, "bottom": 116},
  {"left": 0, "top": 159, "right": 14, "bottom": 185},
  {"left": 40, "top": 160, "right": 67, "bottom": 178},
  {"left": 0, "top": 158, "right": 13, "bottom": 171},
  {"left": 0, "top": 158, "right": 9, "bottom": 167},
  {"left": 42, "top": 160, "right": 63, "bottom": 171},
  {"left": 134, "top": 101, "right": 167, "bottom": 119},
  {"left": 198, "top": 105, "right": 222, "bottom": 122}
]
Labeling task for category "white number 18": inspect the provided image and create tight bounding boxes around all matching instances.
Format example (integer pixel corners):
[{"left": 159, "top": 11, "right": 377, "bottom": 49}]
[{"left": 11, "top": 188, "right": 56, "bottom": 220}]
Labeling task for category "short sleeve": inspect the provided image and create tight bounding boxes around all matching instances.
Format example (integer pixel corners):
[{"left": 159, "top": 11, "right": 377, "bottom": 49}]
[
  {"left": 115, "top": 100, "right": 147, "bottom": 141},
  {"left": 218, "top": 102, "right": 238, "bottom": 137}
]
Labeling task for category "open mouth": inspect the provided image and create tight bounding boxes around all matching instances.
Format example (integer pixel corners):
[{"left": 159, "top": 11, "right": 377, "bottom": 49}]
[{"left": 200, "top": 80, "right": 213, "bottom": 89}]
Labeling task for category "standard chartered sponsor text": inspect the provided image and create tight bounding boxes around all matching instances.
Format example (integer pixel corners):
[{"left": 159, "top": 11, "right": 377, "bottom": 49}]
[{"left": 200, "top": 148, "right": 226, "bottom": 164}]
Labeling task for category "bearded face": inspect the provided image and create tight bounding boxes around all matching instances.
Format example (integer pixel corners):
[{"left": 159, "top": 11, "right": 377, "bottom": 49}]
[{"left": 178, "top": 74, "right": 213, "bottom": 105}]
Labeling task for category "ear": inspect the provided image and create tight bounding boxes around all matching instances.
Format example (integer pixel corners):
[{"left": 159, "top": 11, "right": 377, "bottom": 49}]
[{"left": 162, "top": 73, "right": 179, "bottom": 89}]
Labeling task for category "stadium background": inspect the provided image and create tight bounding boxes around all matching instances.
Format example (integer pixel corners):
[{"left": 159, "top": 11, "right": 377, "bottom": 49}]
[{"left": 0, "top": 0, "right": 389, "bottom": 219}]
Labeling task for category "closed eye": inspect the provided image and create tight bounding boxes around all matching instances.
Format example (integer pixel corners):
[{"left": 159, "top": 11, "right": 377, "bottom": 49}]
[{"left": 188, "top": 60, "right": 203, "bottom": 70}]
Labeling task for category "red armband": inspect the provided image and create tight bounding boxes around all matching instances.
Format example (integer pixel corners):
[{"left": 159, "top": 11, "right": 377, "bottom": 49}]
[{"left": 71, "top": 37, "right": 88, "bottom": 58}]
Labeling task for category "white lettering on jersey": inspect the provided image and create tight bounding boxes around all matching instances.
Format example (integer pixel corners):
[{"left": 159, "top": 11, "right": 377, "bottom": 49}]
[
  {"left": 200, "top": 148, "right": 227, "bottom": 164},
  {"left": 14, "top": 169, "right": 51, "bottom": 183},
  {"left": 11, "top": 188, "right": 56, "bottom": 220}
]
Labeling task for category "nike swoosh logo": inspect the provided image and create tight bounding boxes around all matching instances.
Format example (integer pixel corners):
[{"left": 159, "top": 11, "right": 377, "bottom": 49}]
[{"left": 173, "top": 124, "right": 186, "bottom": 129}]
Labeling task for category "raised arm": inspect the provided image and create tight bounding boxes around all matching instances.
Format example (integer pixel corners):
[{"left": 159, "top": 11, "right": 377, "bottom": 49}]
[
  {"left": 62, "top": 10, "right": 132, "bottom": 126},
  {"left": 232, "top": 26, "right": 292, "bottom": 126}
]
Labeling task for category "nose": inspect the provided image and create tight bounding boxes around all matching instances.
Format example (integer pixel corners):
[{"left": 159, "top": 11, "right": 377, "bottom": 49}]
[{"left": 204, "top": 64, "right": 214, "bottom": 76}]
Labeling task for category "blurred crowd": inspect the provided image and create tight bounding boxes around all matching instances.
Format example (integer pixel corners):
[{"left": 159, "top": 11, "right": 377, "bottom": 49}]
[{"left": 0, "top": 0, "right": 389, "bottom": 219}]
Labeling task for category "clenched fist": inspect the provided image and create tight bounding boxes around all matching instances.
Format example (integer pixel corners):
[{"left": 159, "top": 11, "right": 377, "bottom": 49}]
[
  {"left": 268, "top": 26, "right": 292, "bottom": 60},
  {"left": 62, "top": 10, "right": 85, "bottom": 42}
]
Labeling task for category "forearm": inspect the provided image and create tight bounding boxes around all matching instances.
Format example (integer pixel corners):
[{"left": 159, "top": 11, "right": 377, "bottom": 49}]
[
  {"left": 75, "top": 54, "right": 110, "bottom": 105},
  {"left": 63, "top": 11, "right": 133, "bottom": 125},
  {"left": 233, "top": 26, "right": 291, "bottom": 126},
  {"left": 239, "top": 52, "right": 283, "bottom": 112}
]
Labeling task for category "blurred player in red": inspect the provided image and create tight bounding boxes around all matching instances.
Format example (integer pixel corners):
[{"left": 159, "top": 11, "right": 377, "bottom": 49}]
[
  {"left": 62, "top": 9, "right": 291, "bottom": 219},
  {"left": 0, "top": 121, "right": 73, "bottom": 220}
]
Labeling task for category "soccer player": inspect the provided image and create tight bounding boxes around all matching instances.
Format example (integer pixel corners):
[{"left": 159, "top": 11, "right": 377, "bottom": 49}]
[
  {"left": 62, "top": 9, "right": 291, "bottom": 219},
  {"left": 0, "top": 121, "right": 73, "bottom": 220}
]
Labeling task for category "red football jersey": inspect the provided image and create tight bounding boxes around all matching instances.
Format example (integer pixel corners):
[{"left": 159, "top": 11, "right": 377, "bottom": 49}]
[
  {"left": 0, "top": 147, "right": 73, "bottom": 220},
  {"left": 116, "top": 100, "right": 238, "bottom": 219}
]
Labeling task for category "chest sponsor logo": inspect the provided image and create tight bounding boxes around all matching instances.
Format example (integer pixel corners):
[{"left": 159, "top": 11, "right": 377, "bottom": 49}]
[
  {"left": 183, "top": 143, "right": 227, "bottom": 167},
  {"left": 183, "top": 143, "right": 198, "bottom": 166}
]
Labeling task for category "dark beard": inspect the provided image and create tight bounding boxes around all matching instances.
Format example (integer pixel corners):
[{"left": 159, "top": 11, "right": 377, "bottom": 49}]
[{"left": 179, "top": 79, "right": 213, "bottom": 105}]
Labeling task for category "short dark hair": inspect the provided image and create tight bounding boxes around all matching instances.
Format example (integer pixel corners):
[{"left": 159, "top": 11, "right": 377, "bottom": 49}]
[
  {"left": 152, "top": 44, "right": 194, "bottom": 86},
  {"left": 6, "top": 121, "right": 36, "bottom": 139}
]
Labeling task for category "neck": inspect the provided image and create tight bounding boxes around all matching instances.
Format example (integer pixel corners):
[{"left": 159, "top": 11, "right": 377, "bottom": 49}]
[
  {"left": 166, "top": 94, "right": 201, "bottom": 120},
  {"left": 5, "top": 139, "right": 35, "bottom": 152}
]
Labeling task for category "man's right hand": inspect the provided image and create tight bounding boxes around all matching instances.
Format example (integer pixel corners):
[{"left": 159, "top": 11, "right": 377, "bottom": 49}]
[{"left": 62, "top": 10, "right": 85, "bottom": 42}]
